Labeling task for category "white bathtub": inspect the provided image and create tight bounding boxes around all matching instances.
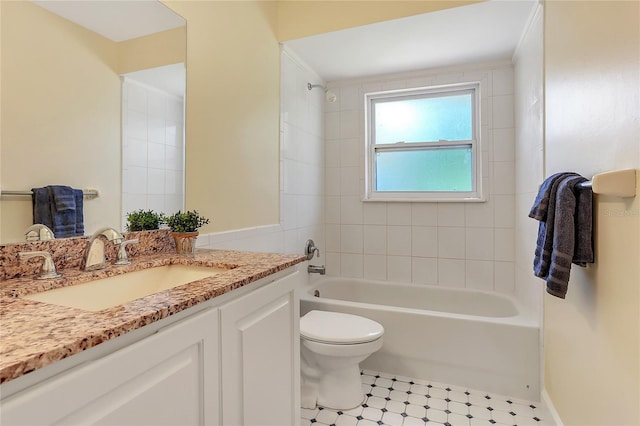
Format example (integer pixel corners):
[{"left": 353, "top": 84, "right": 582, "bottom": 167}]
[{"left": 300, "top": 277, "right": 540, "bottom": 400}]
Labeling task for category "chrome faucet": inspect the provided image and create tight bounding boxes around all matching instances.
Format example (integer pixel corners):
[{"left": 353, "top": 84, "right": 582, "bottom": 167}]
[
  {"left": 115, "top": 238, "right": 139, "bottom": 265},
  {"left": 19, "top": 251, "right": 61, "bottom": 279},
  {"left": 308, "top": 265, "right": 326, "bottom": 275},
  {"left": 305, "top": 239, "right": 326, "bottom": 275},
  {"left": 24, "top": 224, "right": 55, "bottom": 241},
  {"left": 84, "top": 227, "right": 124, "bottom": 271}
]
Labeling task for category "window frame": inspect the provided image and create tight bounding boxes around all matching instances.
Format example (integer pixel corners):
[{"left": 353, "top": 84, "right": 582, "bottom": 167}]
[{"left": 364, "top": 82, "right": 483, "bottom": 202}]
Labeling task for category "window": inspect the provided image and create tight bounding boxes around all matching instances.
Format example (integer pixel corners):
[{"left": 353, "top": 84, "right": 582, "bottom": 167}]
[{"left": 365, "top": 82, "right": 482, "bottom": 201}]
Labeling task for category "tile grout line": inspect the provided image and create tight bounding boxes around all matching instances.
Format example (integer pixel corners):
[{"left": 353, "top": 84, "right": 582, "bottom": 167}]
[{"left": 302, "top": 370, "right": 556, "bottom": 426}]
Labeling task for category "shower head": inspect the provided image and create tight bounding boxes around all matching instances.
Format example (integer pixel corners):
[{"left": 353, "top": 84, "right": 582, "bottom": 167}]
[{"left": 307, "top": 82, "right": 337, "bottom": 103}]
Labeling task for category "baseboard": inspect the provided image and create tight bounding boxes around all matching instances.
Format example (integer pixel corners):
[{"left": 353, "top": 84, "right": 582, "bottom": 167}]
[{"left": 541, "top": 388, "right": 564, "bottom": 426}]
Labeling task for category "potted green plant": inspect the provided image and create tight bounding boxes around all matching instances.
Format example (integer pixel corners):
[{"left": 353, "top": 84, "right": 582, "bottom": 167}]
[
  {"left": 125, "top": 209, "right": 164, "bottom": 232},
  {"left": 165, "top": 210, "right": 210, "bottom": 254}
]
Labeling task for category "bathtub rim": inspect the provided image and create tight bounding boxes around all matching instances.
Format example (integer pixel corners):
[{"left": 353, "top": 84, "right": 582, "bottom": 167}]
[{"left": 302, "top": 276, "right": 539, "bottom": 327}]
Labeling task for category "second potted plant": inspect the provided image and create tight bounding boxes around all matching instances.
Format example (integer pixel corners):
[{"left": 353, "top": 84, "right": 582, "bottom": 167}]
[{"left": 165, "top": 210, "right": 210, "bottom": 255}]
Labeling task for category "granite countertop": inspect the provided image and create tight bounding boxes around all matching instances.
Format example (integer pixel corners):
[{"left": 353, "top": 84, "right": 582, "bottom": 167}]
[{"left": 0, "top": 249, "right": 306, "bottom": 384}]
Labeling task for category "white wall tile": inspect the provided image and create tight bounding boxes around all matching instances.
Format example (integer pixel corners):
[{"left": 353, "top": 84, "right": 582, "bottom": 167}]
[
  {"left": 464, "top": 200, "right": 494, "bottom": 228},
  {"left": 412, "top": 257, "right": 438, "bottom": 285},
  {"left": 364, "top": 225, "right": 387, "bottom": 255},
  {"left": 325, "top": 140, "right": 340, "bottom": 167},
  {"left": 437, "top": 204, "right": 465, "bottom": 227},
  {"left": 494, "top": 195, "right": 515, "bottom": 228},
  {"left": 411, "top": 226, "right": 438, "bottom": 258},
  {"left": 387, "top": 226, "right": 411, "bottom": 256},
  {"left": 127, "top": 83, "right": 147, "bottom": 113},
  {"left": 495, "top": 261, "right": 515, "bottom": 293},
  {"left": 465, "top": 227, "right": 494, "bottom": 260},
  {"left": 341, "top": 224, "right": 363, "bottom": 253},
  {"left": 492, "top": 95, "right": 514, "bottom": 129},
  {"left": 148, "top": 169, "right": 165, "bottom": 195},
  {"left": 341, "top": 195, "right": 363, "bottom": 224},
  {"left": 340, "top": 138, "right": 361, "bottom": 167},
  {"left": 465, "top": 260, "right": 494, "bottom": 291},
  {"left": 126, "top": 138, "right": 147, "bottom": 168},
  {"left": 495, "top": 228, "right": 515, "bottom": 261},
  {"left": 325, "top": 196, "right": 341, "bottom": 224},
  {"left": 325, "top": 252, "right": 341, "bottom": 276},
  {"left": 493, "top": 161, "right": 515, "bottom": 195},
  {"left": 411, "top": 203, "right": 438, "bottom": 226},
  {"left": 364, "top": 203, "right": 387, "bottom": 225},
  {"left": 387, "top": 256, "right": 412, "bottom": 283},
  {"left": 148, "top": 142, "right": 165, "bottom": 169},
  {"left": 438, "top": 259, "right": 465, "bottom": 287},
  {"left": 340, "top": 110, "right": 360, "bottom": 138},
  {"left": 492, "top": 68, "right": 514, "bottom": 96},
  {"left": 387, "top": 203, "right": 412, "bottom": 225},
  {"left": 325, "top": 112, "right": 340, "bottom": 140},
  {"left": 339, "top": 86, "right": 361, "bottom": 111},
  {"left": 493, "top": 128, "right": 515, "bottom": 162},
  {"left": 340, "top": 167, "right": 361, "bottom": 195},
  {"left": 325, "top": 224, "right": 341, "bottom": 252},
  {"left": 364, "top": 254, "right": 387, "bottom": 281},
  {"left": 341, "top": 253, "right": 363, "bottom": 278},
  {"left": 128, "top": 110, "right": 147, "bottom": 140},
  {"left": 324, "top": 63, "right": 519, "bottom": 297},
  {"left": 325, "top": 168, "right": 341, "bottom": 196},
  {"left": 438, "top": 227, "right": 465, "bottom": 259}
]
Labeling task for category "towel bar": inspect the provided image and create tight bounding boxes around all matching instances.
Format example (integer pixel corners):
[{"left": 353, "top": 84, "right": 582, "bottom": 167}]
[{"left": 0, "top": 189, "right": 99, "bottom": 198}]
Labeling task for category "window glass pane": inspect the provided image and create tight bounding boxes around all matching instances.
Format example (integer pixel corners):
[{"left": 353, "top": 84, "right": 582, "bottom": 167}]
[
  {"left": 374, "top": 94, "right": 472, "bottom": 144},
  {"left": 375, "top": 147, "right": 472, "bottom": 192}
]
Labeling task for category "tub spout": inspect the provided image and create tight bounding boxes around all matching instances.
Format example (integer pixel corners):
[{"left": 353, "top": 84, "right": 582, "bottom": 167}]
[{"left": 308, "top": 264, "right": 326, "bottom": 275}]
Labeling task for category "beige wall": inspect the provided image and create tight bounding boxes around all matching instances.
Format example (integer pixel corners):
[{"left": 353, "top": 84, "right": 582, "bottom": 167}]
[
  {"left": 0, "top": 1, "right": 121, "bottom": 243},
  {"left": 118, "top": 27, "right": 186, "bottom": 75},
  {"left": 544, "top": 1, "right": 640, "bottom": 424},
  {"left": 165, "top": 1, "right": 280, "bottom": 233},
  {"left": 277, "top": 0, "right": 481, "bottom": 41}
]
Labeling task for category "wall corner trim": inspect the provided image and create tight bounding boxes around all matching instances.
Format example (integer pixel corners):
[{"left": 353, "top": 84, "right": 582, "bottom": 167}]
[{"left": 541, "top": 388, "right": 564, "bottom": 426}]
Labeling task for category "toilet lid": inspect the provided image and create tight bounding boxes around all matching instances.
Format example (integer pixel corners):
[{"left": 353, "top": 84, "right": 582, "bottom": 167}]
[{"left": 300, "top": 310, "right": 384, "bottom": 344}]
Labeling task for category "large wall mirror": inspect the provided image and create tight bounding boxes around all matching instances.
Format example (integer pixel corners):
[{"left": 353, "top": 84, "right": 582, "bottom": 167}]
[{"left": 0, "top": 0, "right": 186, "bottom": 244}]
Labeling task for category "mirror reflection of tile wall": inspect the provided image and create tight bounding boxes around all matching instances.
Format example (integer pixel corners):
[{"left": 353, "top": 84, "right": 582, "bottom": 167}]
[{"left": 121, "top": 78, "right": 185, "bottom": 230}]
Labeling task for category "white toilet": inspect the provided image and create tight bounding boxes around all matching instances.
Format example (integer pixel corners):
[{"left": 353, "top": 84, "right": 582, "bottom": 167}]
[{"left": 300, "top": 310, "right": 384, "bottom": 410}]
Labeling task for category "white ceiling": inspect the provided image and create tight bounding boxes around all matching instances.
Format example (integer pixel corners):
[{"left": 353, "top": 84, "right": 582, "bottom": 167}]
[
  {"left": 283, "top": 0, "right": 536, "bottom": 82},
  {"left": 32, "top": 0, "right": 185, "bottom": 42}
]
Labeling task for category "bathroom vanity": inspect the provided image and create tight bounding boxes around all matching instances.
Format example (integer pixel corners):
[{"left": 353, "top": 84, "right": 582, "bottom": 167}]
[{"left": 0, "top": 246, "right": 305, "bottom": 426}]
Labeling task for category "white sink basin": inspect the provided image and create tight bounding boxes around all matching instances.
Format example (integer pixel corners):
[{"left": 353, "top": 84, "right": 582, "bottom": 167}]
[{"left": 23, "top": 265, "right": 228, "bottom": 311}]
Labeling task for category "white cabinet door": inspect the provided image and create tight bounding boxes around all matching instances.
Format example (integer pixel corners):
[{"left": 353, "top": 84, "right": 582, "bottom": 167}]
[
  {"left": 2, "top": 308, "right": 220, "bottom": 426},
  {"left": 220, "top": 270, "right": 300, "bottom": 426}
]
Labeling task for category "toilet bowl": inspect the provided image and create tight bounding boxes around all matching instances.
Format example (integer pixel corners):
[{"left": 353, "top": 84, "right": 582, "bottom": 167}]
[{"left": 300, "top": 310, "right": 384, "bottom": 410}]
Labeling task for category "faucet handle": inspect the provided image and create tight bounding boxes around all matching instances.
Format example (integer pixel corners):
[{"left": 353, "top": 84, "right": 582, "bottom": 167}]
[
  {"left": 19, "top": 251, "right": 61, "bottom": 279},
  {"left": 115, "top": 239, "right": 139, "bottom": 266},
  {"left": 305, "top": 239, "right": 320, "bottom": 260}
]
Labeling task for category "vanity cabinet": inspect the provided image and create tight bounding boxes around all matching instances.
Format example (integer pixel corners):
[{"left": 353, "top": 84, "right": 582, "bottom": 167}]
[
  {"left": 0, "top": 266, "right": 302, "bottom": 426},
  {"left": 1, "top": 307, "right": 220, "bottom": 426},
  {"left": 220, "top": 268, "right": 300, "bottom": 426}
]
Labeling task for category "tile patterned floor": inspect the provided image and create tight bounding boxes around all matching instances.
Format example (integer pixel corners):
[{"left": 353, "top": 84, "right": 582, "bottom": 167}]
[{"left": 301, "top": 370, "right": 555, "bottom": 426}]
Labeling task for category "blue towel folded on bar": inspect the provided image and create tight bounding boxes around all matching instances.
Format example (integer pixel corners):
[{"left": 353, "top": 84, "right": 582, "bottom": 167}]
[
  {"left": 529, "top": 173, "right": 594, "bottom": 299},
  {"left": 31, "top": 185, "right": 85, "bottom": 238}
]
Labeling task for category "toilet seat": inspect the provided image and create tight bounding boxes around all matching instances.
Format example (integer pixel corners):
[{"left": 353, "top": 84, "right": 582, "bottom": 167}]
[{"left": 300, "top": 310, "right": 384, "bottom": 344}]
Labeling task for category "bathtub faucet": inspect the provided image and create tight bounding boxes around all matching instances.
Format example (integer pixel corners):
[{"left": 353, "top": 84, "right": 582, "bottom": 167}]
[{"left": 308, "top": 264, "right": 326, "bottom": 275}]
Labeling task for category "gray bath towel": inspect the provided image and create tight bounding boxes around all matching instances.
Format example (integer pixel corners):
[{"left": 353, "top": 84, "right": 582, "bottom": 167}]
[{"left": 529, "top": 174, "right": 594, "bottom": 298}]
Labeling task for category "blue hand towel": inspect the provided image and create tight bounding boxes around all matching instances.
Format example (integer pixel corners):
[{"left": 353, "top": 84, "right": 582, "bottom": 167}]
[
  {"left": 73, "top": 189, "right": 85, "bottom": 236},
  {"left": 31, "top": 186, "right": 85, "bottom": 238},
  {"left": 47, "top": 185, "right": 75, "bottom": 211},
  {"left": 32, "top": 187, "right": 53, "bottom": 228},
  {"left": 529, "top": 173, "right": 594, "bottom": 299}
]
